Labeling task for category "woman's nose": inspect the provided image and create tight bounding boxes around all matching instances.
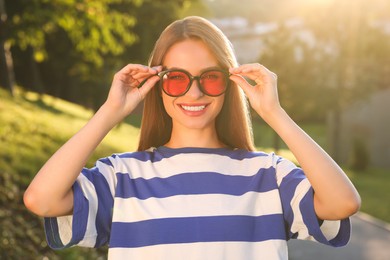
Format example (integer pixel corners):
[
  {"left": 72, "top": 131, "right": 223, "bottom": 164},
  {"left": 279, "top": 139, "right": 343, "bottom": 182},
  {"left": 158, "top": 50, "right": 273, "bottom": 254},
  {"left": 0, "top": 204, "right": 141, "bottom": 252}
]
[{"left": 185, "top": 79, "right": 204, "bottom": 98}]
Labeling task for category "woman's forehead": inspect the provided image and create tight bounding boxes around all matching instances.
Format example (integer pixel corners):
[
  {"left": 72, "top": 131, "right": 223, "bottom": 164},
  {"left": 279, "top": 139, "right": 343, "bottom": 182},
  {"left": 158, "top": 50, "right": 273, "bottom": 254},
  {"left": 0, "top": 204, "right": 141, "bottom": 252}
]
[{"left": 163, "top": 39, "right": 219, "bottom": 72}]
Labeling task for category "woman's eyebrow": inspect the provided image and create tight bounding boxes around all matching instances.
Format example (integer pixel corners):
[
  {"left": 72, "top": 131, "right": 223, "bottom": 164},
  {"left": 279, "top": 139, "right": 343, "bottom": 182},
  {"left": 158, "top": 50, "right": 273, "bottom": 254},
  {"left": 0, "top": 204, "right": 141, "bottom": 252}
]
[{"left": 200, "top": 66, "right": 222, "bottom": 72}]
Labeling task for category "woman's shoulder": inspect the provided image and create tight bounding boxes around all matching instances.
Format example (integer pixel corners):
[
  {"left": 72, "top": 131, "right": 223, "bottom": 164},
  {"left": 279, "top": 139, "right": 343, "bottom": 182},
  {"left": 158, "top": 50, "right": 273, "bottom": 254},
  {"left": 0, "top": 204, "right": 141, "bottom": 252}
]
[{"left": 108, "top": 147, "right": 160, "bottom": 161}]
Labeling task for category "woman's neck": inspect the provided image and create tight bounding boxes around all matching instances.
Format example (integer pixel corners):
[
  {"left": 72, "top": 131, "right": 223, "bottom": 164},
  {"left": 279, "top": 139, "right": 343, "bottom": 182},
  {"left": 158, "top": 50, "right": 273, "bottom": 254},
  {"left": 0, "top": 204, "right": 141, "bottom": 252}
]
[{"left": 164, "top": 125, "right": 226, "bottom": 149}]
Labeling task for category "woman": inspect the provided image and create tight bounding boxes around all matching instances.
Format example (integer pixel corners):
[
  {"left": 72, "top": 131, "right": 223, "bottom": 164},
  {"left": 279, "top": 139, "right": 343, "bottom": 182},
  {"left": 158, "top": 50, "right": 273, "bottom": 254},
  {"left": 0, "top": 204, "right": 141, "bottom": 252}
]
[{"left": 24, "top": 16, "right": 360, "bottom": 259}]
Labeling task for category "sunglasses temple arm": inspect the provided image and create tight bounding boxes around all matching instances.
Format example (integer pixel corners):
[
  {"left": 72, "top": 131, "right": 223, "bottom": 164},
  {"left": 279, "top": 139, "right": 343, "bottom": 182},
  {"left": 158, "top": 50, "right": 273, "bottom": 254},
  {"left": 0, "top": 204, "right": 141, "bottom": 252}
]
[{"left": 137, "top": 75, "right": 157, "bottom": 89}]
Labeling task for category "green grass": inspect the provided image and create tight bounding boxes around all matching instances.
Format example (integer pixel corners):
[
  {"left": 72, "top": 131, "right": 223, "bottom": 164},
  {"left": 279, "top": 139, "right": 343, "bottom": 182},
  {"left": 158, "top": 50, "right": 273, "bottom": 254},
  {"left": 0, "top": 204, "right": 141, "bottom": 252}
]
[
  {"left": 0, "top": 88, "right": 140, "bottom": 176},
  {"left": 252, "top": 118, "right": 328, "bottom": 164},
  {"left": 252, "top": 118, "right": 390, "bottom": 223},
  {"left": 0, "top": 88, "right": 140, "bottom": 259},
  {"left": 252, "top": 118, "right": 327, "bottom": 150},
  {"left": 1, "top": 87, "right": 389, "bottom": 258},
  {"left": 346, "top": 168, "right": 390, "bottom": 222}
]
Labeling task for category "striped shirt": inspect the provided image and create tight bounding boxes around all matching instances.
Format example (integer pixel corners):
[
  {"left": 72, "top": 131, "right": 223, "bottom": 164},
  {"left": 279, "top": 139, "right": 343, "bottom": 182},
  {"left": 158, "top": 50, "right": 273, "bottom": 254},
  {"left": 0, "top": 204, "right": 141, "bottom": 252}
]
[{"left": 44, "top": 146, "right": 350, "bottom": 259}]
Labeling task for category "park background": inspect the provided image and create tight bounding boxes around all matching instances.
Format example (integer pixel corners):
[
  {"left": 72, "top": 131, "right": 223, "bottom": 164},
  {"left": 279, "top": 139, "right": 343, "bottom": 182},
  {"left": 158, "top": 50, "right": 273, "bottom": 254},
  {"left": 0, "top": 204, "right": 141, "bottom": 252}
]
[{"left": 1, "top": 0, "right": 389, "bottom": 258}]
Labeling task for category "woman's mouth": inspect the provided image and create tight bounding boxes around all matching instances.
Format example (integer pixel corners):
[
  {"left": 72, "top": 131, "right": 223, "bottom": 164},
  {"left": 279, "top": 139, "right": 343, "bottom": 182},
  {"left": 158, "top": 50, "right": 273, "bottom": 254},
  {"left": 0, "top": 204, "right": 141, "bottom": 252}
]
[{"left": 180, "top": 105, "right": 206, "bottom": 111}]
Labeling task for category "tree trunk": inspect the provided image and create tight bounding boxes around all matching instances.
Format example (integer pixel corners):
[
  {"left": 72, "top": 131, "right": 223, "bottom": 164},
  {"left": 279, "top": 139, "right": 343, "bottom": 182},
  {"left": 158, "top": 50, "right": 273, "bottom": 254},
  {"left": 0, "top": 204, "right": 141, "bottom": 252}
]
[
  {"left": 27, "top": 46, "right": 44, "bottom": 94},
  {"left": 0, "top": 0, "right": 15, "bottom": 96}
]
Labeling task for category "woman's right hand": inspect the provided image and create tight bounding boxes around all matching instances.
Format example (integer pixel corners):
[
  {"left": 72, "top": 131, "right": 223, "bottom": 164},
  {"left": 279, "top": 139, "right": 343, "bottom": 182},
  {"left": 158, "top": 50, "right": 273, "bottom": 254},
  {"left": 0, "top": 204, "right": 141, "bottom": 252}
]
[
  {"left": 103, "top": 64, "right": 162, "bottom": 120},
  {"left": 24, "top": 64, "right": 163, "bottom": 217}
]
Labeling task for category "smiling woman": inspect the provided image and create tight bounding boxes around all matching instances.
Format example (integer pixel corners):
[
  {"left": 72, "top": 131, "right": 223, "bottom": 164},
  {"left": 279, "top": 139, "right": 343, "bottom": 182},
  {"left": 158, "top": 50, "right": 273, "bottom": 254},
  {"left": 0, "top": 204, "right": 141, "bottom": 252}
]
[{"left": 24, "top": 16, "right": 360, "bottom": 260}]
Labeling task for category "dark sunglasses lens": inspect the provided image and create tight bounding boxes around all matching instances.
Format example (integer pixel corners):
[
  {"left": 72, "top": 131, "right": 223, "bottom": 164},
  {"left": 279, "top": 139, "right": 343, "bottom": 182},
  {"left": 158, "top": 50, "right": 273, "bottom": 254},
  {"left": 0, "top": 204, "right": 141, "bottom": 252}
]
[
  {"left": 162, "top": 71, "right": 190, "bottom": 96},
  {"left": 200, "top": 70, "right": 227, "bottom": 96}
]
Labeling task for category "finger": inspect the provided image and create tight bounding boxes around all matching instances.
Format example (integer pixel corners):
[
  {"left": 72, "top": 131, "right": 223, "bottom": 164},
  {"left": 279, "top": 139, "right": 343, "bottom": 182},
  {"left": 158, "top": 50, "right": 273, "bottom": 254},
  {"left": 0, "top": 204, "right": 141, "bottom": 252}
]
[
  {"left": 230, "top": 63, "right": 263, "bottom": 72},
  {"left": 230, "top": 68, "right": 261, "bottom": 84},
  {"left": 230, "top": 64, "right": 276, "bottom": 85},
  {"left": 119, "top": 64, "right": 150, "bottom": 75},
  {"left": 229, "top": 74, "right": 254, "bottom": 96},
  {"left": 114, "top": 65, "right": 158, "bottom": 88},
  {"left": 130, "top": 66, "right": 161, "bottom": 80},
  {"left": 132, "top": 71, "right": 157, "bottom": 80},
  {"left": 230, "top": 63, "right": 274, "bottom": 76},
  {"left": 151, "top": 65, "right": 163, "bottom": 73}
]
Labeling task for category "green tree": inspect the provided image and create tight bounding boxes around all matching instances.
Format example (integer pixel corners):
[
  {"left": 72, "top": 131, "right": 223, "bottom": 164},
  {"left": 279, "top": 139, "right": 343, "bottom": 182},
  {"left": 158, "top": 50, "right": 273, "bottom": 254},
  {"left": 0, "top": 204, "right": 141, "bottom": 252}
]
[
  {"left": 6, "top": 0, "right": 139, "bottom": 66},
  {"left": 4, "top": 0, "right": 140, "bottom": 100},
  {"left": 257, "top": 0, "right": 390, "bottom": 155},
  {"left": 301, "top": 0, "right": 390, "bottom": 161},
  {"left": 259, "top": 22, "right": 327, "bottom": 122},
  {"left": 4, "top": 0, "right": 201, "bottom": 109},
  {"left": 258, "top": 22, "right": 329, "bottom": 150},
  {"left": 0, "top": 0, "right": 15, "bottom": 95}
]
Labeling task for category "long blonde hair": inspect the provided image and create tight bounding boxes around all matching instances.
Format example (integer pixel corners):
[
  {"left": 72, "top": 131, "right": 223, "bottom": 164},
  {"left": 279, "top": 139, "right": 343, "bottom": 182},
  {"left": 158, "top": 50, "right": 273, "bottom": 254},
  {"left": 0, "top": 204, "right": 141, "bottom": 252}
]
[{"left": 137, "top": 16, "right": 255, "bottom": 151}]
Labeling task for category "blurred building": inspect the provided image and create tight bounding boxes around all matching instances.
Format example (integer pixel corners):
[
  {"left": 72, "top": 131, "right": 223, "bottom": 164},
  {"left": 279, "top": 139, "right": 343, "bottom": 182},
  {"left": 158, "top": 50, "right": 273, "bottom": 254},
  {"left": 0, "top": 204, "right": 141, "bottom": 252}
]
[
  {"left": 210, "top": 17, "right": 313, "bottom": 64},
  {"left": 210, "top": 17, "right": 274, "bottom": 63}
]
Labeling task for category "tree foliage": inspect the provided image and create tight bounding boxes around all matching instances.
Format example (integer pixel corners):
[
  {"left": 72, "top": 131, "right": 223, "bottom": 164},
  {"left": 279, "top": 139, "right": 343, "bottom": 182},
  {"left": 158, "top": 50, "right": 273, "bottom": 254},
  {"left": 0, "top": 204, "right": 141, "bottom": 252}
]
[
  {"left": 259, "top": 22, "right": 328, "bottom": 122},
  {"left": 298, "top": 0, "right": 390, "bottom": 160},
  {"left": 255, "top": 0, "right": 390, "bottom": 154},
  {"left": 302, "top": 0, "right": 390, "bottom": 105},
  {"left": 3, "top": 0, "right": 196, "bottom": 109},
  {"left": 258, "top": 0, "right": 390, "bottom": 122},
  {"left": 7, "top": 0, "right": 140, "bottom": 65}
]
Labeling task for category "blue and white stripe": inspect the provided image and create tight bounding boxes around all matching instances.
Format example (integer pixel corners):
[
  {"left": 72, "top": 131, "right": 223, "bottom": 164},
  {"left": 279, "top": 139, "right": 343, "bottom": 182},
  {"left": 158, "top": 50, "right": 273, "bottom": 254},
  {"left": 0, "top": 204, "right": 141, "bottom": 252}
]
[{"left": 44, "top": 147, "right": 350, "bottom": 259}]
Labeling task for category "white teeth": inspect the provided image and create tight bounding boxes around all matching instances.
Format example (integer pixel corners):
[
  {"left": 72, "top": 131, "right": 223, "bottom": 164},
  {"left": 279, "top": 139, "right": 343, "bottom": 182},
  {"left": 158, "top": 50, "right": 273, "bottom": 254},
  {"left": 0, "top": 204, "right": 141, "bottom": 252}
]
[{"left": 181, "top": 105, "right": 206, "bottom": 111}]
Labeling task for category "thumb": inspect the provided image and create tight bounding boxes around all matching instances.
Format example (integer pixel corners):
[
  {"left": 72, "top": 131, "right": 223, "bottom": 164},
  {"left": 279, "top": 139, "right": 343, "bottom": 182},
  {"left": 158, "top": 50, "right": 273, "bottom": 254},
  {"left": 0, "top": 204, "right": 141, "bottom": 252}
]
[
  {"left": 229, "top": 74, "right": 253, "bottom": 96},
  {"left": 138, "top": 76, "right": 160, "bottom": 99}
]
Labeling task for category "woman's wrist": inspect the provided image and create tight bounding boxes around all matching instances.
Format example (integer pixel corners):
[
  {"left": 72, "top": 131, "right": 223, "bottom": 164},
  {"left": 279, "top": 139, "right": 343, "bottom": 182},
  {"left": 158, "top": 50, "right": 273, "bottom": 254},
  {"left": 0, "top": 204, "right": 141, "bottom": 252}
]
[
  {"left": 256, "top": 105, "right": 288, "bottom": 128},
  {"left": 94, "top": 103, "right": 125, "bottom": 130}
]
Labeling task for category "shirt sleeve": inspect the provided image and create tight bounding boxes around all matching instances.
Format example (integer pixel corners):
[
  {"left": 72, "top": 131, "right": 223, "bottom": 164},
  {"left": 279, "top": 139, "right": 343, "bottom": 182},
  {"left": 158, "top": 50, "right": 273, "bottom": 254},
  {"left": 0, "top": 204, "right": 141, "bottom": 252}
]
[
  {"left": 44, "top": 157, "right": 116, "bottom": 249},
  {"left": 275, "top": 155, "right": 351, "bottom": 247}
]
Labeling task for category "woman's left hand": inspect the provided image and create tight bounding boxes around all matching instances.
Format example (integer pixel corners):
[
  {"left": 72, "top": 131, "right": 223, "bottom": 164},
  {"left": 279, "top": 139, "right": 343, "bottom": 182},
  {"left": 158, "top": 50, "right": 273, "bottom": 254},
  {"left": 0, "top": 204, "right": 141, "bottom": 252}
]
[
  {"left": 229, "top": 63, "right": 282, "bottom": 120},
  {"left": 231, "top": 64, "right": 361, "bottom": 220}
]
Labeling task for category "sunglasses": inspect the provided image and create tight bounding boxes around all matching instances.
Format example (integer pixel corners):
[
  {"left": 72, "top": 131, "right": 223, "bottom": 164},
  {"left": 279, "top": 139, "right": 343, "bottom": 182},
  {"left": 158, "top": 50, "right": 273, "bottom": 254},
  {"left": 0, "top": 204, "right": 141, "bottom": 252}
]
[{"left": 157, "top": 68, "right": 230, "bottom": 97}]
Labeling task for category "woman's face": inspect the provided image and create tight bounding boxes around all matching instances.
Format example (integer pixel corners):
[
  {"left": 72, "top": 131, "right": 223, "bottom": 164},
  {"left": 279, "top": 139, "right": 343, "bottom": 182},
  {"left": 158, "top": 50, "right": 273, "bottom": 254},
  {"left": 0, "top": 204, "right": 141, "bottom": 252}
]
[{"left": 161, "top": 39, "right": 225, "bottom": 132}]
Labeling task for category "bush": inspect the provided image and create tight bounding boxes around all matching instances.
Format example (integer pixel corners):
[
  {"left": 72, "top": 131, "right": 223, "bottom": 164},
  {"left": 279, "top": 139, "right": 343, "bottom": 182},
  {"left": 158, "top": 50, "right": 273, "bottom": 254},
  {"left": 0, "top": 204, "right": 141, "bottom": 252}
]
[
  {"left": 0, "top": 169, "right": 108, "bottom": 259},
  {"left": 0, "top": 170, "right": 59, "bottom": 259}
]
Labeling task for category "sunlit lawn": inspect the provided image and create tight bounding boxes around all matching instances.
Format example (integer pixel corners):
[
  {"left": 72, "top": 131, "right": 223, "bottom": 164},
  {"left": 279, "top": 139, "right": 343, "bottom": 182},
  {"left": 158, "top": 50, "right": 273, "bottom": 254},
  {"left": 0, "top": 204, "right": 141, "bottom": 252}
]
[
  {"left": 0, "top": 88, "right": 140, "bottom": 258},
  {"left": 345, "top": 167, "right": 390, "bottom": 222},
  {"left": 0, "top": 88, "right": 140, "bottom": 175}
]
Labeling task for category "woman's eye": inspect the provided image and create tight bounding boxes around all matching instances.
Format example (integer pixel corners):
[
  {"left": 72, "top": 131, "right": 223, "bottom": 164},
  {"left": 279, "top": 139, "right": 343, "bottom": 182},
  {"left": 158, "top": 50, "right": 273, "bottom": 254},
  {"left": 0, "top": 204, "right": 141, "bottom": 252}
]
[
  {"left": 170, "top": 76, "right": 184, "bottom": 80},
  {"left": 168, "top": 73, "right": 186, "bottom": 80},
  {"left": 202, "top": 72, "right": 221, "bottom": 80}
]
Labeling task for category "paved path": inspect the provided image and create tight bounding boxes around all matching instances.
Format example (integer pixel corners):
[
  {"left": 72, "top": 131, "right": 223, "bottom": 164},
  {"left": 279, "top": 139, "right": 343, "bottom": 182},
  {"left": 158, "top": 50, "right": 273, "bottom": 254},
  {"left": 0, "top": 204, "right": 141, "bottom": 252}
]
[{"left": 288, "top": 212, "right": 390, "bottom": 260}]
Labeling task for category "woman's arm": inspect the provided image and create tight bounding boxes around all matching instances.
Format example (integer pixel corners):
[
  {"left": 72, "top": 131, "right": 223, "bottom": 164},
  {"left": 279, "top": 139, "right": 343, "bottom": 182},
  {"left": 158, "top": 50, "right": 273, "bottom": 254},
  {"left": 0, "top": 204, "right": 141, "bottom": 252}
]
[
  {"left": 230, "top": 64, "right": 361, "bottom": 220},
  {"left": 24, "top": 64, "right": 161, "bottom": 217}
]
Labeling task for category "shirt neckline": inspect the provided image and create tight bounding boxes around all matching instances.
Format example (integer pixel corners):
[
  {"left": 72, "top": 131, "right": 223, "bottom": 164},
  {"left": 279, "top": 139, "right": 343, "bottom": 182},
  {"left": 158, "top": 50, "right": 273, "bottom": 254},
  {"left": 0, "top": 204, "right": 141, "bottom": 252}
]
[{"left": 156, "top": 146, "right": 236, "bottom": 155}]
